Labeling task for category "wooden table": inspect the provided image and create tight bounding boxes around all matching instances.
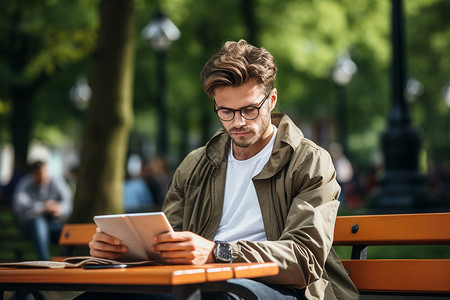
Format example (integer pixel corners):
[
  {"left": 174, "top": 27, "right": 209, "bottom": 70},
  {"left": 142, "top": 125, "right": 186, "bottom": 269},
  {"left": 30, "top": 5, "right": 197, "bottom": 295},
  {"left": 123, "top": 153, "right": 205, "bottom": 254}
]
[{"left": 0, "top": 262, "right": 279, "bottom": 300}]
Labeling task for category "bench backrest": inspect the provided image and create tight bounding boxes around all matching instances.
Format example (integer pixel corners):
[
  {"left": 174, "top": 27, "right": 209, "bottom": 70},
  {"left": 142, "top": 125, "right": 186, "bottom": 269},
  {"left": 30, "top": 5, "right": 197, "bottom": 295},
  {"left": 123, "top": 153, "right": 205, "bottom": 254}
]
[
  {"left": 334, "top": 212, "right": 450, "bottom": 246},
  {"left": 59, "top": 223, "right": 97, "bottom": 246}
]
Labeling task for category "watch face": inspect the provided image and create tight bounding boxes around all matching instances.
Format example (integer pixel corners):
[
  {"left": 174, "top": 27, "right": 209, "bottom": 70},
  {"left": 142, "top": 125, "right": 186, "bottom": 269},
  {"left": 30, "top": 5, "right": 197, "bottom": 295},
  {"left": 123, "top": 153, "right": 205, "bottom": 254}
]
[{"left": 215, "top": 242, "right": 232, "bottom": 262}]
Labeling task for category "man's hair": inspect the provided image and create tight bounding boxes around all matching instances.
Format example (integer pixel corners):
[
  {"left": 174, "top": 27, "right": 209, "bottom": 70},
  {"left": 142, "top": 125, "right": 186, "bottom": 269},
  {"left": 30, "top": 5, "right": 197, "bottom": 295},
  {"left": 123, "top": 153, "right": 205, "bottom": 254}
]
[{"left": 200, "top": 39, "right": 277, "bottom": 98}]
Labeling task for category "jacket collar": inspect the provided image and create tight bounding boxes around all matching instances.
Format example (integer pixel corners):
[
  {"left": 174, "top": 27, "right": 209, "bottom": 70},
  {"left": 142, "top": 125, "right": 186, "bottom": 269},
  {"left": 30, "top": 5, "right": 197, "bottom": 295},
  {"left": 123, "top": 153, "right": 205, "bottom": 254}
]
[{"left": 205, "top": 113, "right": 304, "bottom": 177}]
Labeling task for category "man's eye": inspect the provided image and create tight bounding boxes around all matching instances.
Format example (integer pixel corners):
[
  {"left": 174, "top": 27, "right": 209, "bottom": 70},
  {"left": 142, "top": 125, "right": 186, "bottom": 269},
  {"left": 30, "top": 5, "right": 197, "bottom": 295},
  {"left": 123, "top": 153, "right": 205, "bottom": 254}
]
[
  {"left": 221, "top": 110, "right": 234, "bottom": 116},
  {"left": 242, "top": 107, "right": 257, "bottom": 114}
]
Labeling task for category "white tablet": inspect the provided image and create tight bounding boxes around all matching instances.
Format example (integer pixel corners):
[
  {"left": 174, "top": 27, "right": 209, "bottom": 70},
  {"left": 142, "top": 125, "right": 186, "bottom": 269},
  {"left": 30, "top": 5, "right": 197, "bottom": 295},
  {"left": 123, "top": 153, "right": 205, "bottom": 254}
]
[{"left": 93, "top": 212, "right": 173, "bottom": 262}]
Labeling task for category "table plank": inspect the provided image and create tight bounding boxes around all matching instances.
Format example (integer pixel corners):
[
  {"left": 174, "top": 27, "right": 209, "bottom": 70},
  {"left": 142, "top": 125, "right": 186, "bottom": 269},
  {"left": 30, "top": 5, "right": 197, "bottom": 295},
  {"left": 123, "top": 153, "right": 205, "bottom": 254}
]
[
  {"left": 0, "top": 263, "right": 279, "bottom": 286},
  {"left": 231, "top": 262, "right": 279, "bottom": 278},
  {"left": 0, "top": 265, "right": 206, "bottom": 286},
  {"left": 0, "top": 263, "right": 279, "bottom": 300}
]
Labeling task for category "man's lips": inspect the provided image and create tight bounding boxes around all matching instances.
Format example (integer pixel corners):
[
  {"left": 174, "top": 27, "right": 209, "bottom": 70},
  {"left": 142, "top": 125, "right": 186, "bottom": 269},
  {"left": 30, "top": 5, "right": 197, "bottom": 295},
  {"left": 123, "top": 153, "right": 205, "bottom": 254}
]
[{"left": 231, "top": 130, "right": 250, "bottom": 136}]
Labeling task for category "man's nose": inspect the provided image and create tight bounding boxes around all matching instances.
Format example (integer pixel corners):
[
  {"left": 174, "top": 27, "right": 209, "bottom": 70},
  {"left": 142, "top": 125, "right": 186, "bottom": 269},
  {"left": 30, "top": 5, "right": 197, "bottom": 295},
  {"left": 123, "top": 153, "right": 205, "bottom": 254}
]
[{"left": 232, "top": 112, "right": 246, "bottom": 127}]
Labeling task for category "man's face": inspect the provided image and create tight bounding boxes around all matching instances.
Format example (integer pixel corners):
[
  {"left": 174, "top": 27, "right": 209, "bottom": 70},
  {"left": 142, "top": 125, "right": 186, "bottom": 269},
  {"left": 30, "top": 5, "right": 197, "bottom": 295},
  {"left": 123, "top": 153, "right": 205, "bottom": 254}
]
[
  {"left": 31, "top": 166, "right": 49, "bottom": 186},
  {"left": 214, "top": 81, "right": 276, "bottom": 154}
]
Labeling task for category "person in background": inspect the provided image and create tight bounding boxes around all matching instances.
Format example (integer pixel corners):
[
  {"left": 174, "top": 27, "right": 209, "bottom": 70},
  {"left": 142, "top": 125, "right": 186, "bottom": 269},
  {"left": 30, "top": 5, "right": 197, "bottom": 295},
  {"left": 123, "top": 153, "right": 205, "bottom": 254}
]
[
  {"left": 13, "top": 160, "right": 73, "bottom": 261},
  {"left": 123, "top": 154, "right": 155, "bottom": 213},
  {"left": 329, "top": 143, "right": 354, "bottom": 204},
  {"left": 82, "top": 39, "right": 358, "bottom": 299},
  {"left": 144, "top": 157, "right": 171, "bottom": 207}
]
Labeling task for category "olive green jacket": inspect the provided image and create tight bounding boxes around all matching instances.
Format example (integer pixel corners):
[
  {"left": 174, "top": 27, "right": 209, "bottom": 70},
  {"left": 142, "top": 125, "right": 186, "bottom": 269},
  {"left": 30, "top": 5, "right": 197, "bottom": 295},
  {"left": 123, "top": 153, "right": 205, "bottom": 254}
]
[{"left": 162, "top": 114, "right": 359, "bottom": 299}]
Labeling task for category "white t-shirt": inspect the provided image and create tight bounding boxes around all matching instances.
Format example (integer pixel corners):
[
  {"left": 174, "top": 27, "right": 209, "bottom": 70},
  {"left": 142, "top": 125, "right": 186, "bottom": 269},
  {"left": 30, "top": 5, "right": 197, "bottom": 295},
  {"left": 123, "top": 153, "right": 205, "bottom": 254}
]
[{"left": 214, "top": 125, "right": 278, "bottom": 242}]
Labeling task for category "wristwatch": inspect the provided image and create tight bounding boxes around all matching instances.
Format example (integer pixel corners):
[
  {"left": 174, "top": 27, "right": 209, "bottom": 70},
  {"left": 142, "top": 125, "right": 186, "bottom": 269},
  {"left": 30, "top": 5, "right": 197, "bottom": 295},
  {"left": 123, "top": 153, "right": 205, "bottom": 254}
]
[{"left": 213, "top": 241, "right": 232, "bottom": 263}]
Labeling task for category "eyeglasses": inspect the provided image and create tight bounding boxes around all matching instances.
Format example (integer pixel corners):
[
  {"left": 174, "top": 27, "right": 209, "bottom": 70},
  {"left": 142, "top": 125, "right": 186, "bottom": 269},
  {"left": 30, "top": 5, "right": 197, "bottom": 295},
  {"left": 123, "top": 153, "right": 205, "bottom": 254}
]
[{"left": 214, "top": 89, "right": 273, "bottom": 122}]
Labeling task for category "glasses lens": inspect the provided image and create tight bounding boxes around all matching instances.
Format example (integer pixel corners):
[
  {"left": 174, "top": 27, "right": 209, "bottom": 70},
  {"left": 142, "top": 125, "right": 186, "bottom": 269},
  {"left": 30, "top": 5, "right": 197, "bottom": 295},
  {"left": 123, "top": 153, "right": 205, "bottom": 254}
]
[
  {"left": 241, "top": 107, "right": 259, "bottom": 120},
  {"left": 217, "top": 109, "right": 234, "bottom": 121}
]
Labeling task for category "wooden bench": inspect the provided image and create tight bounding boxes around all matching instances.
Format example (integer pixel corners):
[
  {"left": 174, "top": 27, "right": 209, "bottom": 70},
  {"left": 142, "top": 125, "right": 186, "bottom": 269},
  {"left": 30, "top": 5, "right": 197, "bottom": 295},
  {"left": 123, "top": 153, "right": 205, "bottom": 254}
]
[
  {"left": 53, "top": 223, "right": 97, "bottom": 261},
  {"left": 58, "top": 212, "right": 450, "bottom": 296},
  {"left": 334, "top": 212, "right": 450, "bottom": 296}
]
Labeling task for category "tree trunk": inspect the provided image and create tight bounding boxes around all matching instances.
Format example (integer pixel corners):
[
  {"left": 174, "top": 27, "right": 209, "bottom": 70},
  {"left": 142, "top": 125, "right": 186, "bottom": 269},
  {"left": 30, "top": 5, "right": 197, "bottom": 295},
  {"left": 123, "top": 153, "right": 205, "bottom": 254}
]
[
  {"left": 70, "top": 0, "right": 135, "bottom": 222},
  {"left": 10, "top": 86, "right": 32, "bottom": 172}
]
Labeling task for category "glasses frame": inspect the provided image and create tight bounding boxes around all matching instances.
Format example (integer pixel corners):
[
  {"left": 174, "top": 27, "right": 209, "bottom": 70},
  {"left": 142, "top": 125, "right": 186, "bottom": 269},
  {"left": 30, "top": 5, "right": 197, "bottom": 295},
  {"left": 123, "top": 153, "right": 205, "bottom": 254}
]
[{"left": 213, "top": 88, "right": 273, "bottom": 122}]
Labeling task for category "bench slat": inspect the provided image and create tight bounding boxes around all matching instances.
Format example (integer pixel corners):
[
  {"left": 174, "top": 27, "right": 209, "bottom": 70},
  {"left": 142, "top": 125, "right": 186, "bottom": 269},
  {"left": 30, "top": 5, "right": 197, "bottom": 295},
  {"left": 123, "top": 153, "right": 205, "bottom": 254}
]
[
  {"left": 342, "top": 259, "right": 450, "bottom": 294},
  {"left": 334, "top": 213, "right": 450, "bottom": 245},
  {"left": 58, "top": 223, "right": 97, "bottom": 246}
]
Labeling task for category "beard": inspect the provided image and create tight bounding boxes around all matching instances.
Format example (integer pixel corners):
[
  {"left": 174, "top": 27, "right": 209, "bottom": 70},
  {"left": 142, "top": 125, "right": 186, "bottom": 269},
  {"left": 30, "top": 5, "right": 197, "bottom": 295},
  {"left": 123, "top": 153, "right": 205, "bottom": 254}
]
[
  {"left": 228, "top": 127, "right": 255, "bottom": 148},
  {"left": 224, "top": 115, "right": 271, "bottom": 149}
]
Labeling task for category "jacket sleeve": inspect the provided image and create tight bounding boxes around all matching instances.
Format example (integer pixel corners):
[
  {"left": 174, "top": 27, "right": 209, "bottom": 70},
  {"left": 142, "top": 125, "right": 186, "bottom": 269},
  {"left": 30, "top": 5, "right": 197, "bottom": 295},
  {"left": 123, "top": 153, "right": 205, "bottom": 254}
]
[
  {"left": 228, "top": 146, "right": 341, "bottom": 288},
  {"left": 162, "top": 149, "right": 202, "bottom": 231},
  {"left": 13, "top": 177, "right": 45, "bottom": 224},
  {"left": 53, "top": 177, "right": 73, "bottom": 220},
  {"left": 162, "top": 166, "right": 185, "bottom": 231}
]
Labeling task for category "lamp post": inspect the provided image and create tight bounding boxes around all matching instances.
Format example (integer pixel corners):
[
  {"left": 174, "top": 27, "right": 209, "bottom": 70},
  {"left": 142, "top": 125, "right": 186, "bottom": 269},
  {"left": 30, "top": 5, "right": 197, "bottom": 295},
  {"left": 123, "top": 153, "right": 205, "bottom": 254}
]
[
  {"left": 69, "top": 76, "right": 91, "bottom": 156},
  {"left": 142, "top": 10, "right": 180, "bottom": 157},
  {"left": 443, "top": 82, "right": 450, "bottom": 139},
  {"left": 69, "top": 77, "right": 91, "bottom": 111},
  {"left": 405, "top": 77, "right": 424, "bottom": 103},
  {"left": 331, "top": 54, "right": 357, "bottom": 156},
  {"left": 369, "top": 0, "right": 436, "bottom": 213}
]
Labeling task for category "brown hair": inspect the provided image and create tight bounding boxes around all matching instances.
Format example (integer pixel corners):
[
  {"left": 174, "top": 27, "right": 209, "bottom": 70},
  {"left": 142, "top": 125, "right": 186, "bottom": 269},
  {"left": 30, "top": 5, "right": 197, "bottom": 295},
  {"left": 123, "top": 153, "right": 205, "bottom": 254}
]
[{"left": 200, "top": 39, "right": 277, "bottom": 98}]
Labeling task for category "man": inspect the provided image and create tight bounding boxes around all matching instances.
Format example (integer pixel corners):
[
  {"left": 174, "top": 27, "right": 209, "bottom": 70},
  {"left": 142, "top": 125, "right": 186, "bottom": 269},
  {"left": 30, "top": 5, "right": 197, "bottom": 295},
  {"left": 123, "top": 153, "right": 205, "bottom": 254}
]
[
  {"left": 84, "top": 40, "right": 358, "bottom": 299},
  {"left": 13, "top": 160, "right": 73, "bottom": 261}
]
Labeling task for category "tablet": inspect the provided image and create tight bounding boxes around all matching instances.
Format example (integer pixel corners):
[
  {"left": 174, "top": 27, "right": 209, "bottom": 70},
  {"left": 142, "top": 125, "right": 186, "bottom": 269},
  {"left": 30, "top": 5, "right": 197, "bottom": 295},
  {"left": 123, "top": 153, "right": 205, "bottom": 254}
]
[{"left": 93, "top": 212, "right": 173, "bottom": 262}]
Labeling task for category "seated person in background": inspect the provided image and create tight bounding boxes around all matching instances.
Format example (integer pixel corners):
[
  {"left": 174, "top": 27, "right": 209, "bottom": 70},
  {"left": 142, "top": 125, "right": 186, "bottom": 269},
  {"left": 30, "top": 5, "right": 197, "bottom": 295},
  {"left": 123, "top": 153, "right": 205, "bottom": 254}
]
[
  {"left": 143, "top": 157, "right": 172, "bottom": 207},
  {"left": 123, "top": 154, "right": 155, "bottom": 213},
  {"left": 123, "top": 173, "right": 155, "bottom": 213},
  {"left": 82, "top": 40, "right": 358, "bottom": 299},
  {"left": 13, "top": 160, "right": 73, "bottom": 261}
]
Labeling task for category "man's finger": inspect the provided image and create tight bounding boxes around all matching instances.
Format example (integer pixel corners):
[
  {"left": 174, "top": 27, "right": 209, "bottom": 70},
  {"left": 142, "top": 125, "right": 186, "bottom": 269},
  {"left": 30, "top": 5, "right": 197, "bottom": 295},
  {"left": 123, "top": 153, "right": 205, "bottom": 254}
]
[
  {"left": 90, "top": 248, "right": 123, "bottom": 260},
  {"left": 152, "top": 241, "right": 193, "bottom": 252},
  {"left": 154, "top": 231, "right": 191, "bottom": 243},
  {"left": 94, "top": 229, "right": 123, "bottom": 246},
  {"left": 89, "top": 240, "right": 128, "bottom": 253}
]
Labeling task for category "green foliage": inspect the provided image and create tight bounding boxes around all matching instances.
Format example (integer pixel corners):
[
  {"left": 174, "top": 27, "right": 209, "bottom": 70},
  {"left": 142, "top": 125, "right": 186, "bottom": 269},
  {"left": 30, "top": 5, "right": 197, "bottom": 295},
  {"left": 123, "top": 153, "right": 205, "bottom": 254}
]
[
  {"left": 0, "top": 0, "right": 98, "bottom": 150},
  {"left": 0, "top": 0, "right": 98, "bottom": 80},
  {"left": 405, "top": 0, "right": 450, "bottom": 162},
  {"left": 1, "top": 0, "right": 449, "bottom": 168}
]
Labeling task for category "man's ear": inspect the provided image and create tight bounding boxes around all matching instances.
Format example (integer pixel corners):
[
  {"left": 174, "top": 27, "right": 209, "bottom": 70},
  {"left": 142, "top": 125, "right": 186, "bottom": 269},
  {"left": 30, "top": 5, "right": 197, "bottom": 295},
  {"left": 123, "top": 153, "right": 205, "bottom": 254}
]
[{"left": 269, "top": 88, "right": 277, "bottom": 111}]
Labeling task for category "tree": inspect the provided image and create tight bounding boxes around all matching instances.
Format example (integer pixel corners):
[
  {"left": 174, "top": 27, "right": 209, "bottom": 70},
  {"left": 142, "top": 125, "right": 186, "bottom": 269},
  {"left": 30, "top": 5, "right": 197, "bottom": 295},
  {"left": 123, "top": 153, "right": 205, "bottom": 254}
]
[
  {"left": 70, "top": 0, "right": 135, "bottom": 222},
  {"left": 0, "top": 0, "right": 97, "bottom": 204}
]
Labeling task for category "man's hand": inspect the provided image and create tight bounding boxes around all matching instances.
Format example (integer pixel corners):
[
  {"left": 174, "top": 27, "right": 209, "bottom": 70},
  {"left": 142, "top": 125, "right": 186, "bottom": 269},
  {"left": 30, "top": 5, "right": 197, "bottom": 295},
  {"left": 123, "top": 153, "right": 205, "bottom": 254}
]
[
  {"left": 44, "top": 200, "right": 62, "bottom": 217},
  {"left": 88, "top": 228, "right": 128, "bottom": 260},
  {"left": 152, "top": 231, "right": 215, "bottom": 265}
]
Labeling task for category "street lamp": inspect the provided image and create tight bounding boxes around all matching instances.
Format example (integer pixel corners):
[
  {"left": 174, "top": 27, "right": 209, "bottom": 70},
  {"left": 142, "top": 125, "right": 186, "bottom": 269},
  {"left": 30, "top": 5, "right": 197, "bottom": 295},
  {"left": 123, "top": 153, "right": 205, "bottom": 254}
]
[
  {"left": 443, "top": 82, "right": 450, "bottom": 108},
  {"left": 443, "top": 82, "right": 450, "bottom": 139},
  {"left": 369, "top": 0, "right": 436, "bottom": 213},
  {"left": 142, "top": 10, "right": 180, "bottom": 157},
  {"left": 69, "top": 77, "right": 91, "bottom": 110},
  {"left": 331, "top": 54, "right": 357, "bottom": 156},
  {"left": 405, "top": 77, "right": 424, "bottom": 103},
  {"left": 69, "top": 76, "right": 91, "bottom": 156}
]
